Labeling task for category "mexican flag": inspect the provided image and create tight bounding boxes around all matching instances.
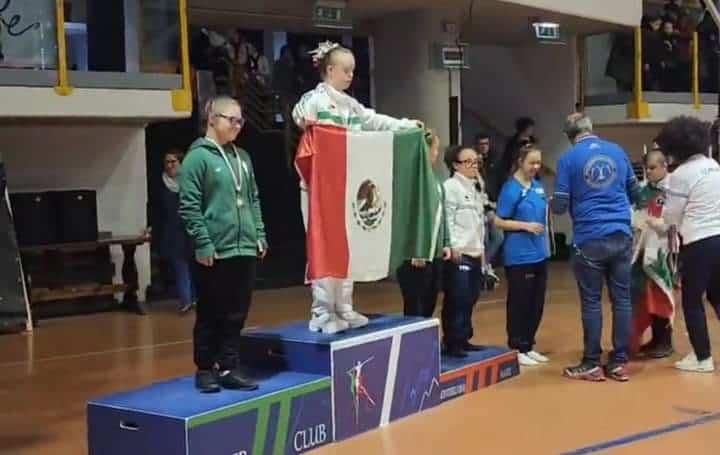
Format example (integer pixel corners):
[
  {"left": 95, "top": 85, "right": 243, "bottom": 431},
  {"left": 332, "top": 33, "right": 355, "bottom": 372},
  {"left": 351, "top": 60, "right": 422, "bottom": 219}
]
[{"left": 295, "top": 125, "right": 442, "bottom": 282}]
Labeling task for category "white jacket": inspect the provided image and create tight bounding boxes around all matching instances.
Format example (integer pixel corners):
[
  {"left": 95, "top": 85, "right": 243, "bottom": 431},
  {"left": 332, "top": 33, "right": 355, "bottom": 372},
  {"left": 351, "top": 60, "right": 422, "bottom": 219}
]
[
  {"left": 292, "top": 83, "right": 417, "bottom": 132},
  {"left": 663, "top": 154, "right": 720, "bottom": 245},
  {"left": 444, "top": 173, "right": 486, "bottom": 257}
]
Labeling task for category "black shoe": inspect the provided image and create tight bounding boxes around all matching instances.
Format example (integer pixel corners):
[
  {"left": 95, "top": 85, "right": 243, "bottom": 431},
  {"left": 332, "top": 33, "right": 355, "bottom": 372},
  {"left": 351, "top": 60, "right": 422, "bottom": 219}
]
[
  {"left": 646, "top": 343, "right": 674, "bottom": 359},
  {"left": 195, "top": 370, "right": 221, "bottom": 393},
  {"left": 444, "top": 344, "right": 468, "bottom": 358},
  {"left": 217, "top": 369, "right": 259, "bottom": 391},
  {"left": 563, "top": 362, "right": 606, "bottom": 382},
  {"left": 463, "top": 342, "right": 485, "bottom": 352}
]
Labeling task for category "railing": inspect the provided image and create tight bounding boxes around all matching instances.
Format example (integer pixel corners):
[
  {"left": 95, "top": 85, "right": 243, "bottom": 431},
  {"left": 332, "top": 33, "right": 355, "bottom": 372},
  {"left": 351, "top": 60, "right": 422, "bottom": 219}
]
[
  {"left": 0, "top": 0, "right": 191, "bottom": 111},
  {"left": 581, "top": 21, "right": 715, "bottom": 119}
]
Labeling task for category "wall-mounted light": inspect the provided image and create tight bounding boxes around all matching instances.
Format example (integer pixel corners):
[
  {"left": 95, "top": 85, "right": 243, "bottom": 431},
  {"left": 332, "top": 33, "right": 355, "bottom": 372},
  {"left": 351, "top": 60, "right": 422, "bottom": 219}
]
[{"left": 532, "top": 21, "right": 561, "bottom": 41}]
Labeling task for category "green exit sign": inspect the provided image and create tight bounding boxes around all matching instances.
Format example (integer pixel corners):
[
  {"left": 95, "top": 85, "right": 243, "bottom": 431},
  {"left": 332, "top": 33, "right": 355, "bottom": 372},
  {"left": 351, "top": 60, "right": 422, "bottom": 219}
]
[{"left": 315, "top": 5, "right": 343, "bottom": 22}]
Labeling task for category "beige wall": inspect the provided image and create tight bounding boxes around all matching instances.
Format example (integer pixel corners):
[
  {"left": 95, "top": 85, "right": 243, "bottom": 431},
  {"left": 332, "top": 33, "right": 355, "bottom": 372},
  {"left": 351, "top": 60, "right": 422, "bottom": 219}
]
[{"left": 499, "top": 0, "right": 642, "bottom": 27}]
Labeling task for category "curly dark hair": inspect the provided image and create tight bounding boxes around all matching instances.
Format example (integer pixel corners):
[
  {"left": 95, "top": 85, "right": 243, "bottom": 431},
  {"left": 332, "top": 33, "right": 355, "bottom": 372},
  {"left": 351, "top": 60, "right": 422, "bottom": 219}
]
[{"left": 654, "top": 116, "right": 711, "bottom": 164}]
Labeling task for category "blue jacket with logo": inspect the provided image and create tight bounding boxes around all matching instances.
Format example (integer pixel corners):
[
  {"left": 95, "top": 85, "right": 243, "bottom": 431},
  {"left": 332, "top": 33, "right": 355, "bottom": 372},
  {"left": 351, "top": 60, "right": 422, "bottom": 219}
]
[{"left": 551, "top": 135, "right": 640, "bottom": 246}]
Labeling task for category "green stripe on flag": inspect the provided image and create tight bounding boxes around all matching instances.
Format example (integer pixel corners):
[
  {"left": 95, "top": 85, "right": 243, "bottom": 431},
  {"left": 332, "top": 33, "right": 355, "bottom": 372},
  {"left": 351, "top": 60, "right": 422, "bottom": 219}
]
[{"left": 389, "top": 129, "right": 442, "bottom": 271}]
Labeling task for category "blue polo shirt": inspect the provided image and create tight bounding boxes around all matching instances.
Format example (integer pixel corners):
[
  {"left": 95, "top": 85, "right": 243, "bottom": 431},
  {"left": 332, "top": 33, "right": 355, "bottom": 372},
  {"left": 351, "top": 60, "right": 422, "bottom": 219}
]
[
  {"left": 496, "top": 177, "right": 549, "bottom": 266},
  {"left": 552, "top": 135, "right": 637, "bottom": 246}
]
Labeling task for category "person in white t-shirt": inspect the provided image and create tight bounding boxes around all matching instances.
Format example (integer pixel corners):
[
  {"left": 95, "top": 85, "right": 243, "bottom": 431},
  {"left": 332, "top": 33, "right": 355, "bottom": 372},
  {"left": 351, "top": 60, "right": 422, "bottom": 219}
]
[{"left": 654, "top": 116, "right": 720, "bottom": 373}]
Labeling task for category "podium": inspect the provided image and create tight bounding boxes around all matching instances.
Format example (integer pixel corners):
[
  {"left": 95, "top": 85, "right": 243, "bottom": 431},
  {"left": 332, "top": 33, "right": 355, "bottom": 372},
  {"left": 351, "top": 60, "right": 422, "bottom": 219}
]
[
  {"left": 440, "top": 347, "right": 519, "bottom": 402},
  {"left": 87, "top": 314, "right": 517, "bottom": 453},
  {"left": 87, "top": 371, "right": 332, "bottom": 455},
  {"left": 241, "top": 314, "right": 441, "bottom": 441}
]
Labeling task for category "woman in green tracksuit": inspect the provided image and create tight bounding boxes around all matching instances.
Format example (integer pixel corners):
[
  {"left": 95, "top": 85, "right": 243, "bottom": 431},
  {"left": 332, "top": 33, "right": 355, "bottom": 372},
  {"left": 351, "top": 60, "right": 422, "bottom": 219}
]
[{"left": 179, "top": 95, "right": 267, "bottom": 393}]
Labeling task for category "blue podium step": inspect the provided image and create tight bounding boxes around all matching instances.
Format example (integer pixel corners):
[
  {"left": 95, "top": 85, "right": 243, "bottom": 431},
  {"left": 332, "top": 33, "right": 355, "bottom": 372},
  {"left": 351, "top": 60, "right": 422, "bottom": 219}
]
[
  {"left": 87, "top": 370, "right": 332, "bottom": 455},
  {"left": 241, "top": 314, "right": 441, "bottom": 441},
  {"left": 440, "top": 347, "right": 519, "bottom": 403}
]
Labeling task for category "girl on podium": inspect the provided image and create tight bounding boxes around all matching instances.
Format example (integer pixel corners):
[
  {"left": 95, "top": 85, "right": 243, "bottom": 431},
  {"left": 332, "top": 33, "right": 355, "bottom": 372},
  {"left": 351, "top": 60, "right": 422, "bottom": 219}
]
[
  {"left": 292, "top": 41, "right": 423, "bottom": 334},
  {"left": 179, "top": 96, "right": 268, "bottom": 393}
]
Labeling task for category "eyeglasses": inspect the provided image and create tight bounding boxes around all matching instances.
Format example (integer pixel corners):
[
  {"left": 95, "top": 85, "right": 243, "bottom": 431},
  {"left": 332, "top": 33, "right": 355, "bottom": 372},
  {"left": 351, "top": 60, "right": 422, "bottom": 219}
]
[
  {"left": 455, "top": 159, "right": 479, "bottom": 167},
  {"left": 216, "top": 113, "right": 245, "bottom": 127}
]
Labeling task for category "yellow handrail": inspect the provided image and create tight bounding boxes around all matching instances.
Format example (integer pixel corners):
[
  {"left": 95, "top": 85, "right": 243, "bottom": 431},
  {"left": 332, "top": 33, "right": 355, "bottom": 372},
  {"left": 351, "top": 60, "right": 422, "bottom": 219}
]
[
  {"left": 692, "top": 31, "right": 700, "bottom": 109},
  {"left": 627, "top": 26, "right": 649, "bottom": 119},
  {"left": 172, "top": 0, "right": 193, "bottom": 112},
  {"left": 53, "top": 0, "right": 72, "bottom": 95}
]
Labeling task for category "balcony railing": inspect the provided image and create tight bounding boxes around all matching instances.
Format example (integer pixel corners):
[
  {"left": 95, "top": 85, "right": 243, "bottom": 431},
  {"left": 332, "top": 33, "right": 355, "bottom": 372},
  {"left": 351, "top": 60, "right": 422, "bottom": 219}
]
[
  {"left": 0, "top": 0, "right": 191, "bottom": 111},
  {"left": 580, "top": 20, "right": 717, "bottom": 118}
]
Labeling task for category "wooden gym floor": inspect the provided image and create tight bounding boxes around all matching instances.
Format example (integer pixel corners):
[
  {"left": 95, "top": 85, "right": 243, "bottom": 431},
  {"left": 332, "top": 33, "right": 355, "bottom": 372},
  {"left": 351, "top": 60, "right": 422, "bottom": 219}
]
[{"left": 1, "top": 262, "right": 719, "bottom": 454}]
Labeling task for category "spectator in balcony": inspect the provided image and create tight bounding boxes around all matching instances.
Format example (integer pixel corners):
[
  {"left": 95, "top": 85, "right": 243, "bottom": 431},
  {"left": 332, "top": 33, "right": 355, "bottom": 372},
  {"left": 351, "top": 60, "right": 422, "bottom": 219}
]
[
  {"left": 179, "top": 96, "right": 268, "bottom": 393},
  {"left": 159, "top": 149, "right": 196, "bottom": 315},
  {"left": 642, "top": 14, "right": 665, "bottom": 91},
  {"left": 273, "top": 45, "right": 298, "bottom": 103},
  {"left": 654, "top": 116, "right": 720, "bottom": 373}
]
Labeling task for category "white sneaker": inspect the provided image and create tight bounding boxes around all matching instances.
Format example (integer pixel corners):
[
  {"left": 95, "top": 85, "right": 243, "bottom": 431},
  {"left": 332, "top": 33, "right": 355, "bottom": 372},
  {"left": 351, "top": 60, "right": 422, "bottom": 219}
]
[
  {"left": 674, "top": 353, "right": 715, "bottom": 373},
  {"left": 526, "top": 350, "right": 549, "bottom": 363},
  {"left": 517, "top": 353, "right": 539, "bottom": 366},
  {"left": 335, "top": 304, "right": 369, "bottom": 329},
  {"left": 308, "top": 311, "right": 350, "bottom": 335}
]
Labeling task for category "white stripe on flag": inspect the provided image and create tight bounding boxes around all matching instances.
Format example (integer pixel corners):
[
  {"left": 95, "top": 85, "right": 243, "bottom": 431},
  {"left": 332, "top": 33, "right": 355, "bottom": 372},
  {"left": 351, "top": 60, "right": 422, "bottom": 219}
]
[{"left": 345, "top": 131, "right": 394, "bottom": 281}]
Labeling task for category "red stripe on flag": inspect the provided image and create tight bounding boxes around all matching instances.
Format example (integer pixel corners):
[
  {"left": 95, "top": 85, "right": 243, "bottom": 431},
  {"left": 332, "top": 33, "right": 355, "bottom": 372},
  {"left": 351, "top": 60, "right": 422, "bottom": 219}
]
[{"left": 295, "top": 125, "right": 350, "bottom": 279}]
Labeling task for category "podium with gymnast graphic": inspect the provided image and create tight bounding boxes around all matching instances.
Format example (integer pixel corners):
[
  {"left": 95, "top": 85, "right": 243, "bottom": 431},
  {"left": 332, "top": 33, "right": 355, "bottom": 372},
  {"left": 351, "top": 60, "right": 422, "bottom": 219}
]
[{"left": 87, "top": 315, "right": 518, "bottom": 454}]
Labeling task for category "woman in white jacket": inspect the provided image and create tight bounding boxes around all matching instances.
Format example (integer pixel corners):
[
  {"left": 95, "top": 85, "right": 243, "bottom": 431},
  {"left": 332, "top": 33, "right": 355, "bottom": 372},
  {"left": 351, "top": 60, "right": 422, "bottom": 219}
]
[
  {"left": 292, "top": 41, "right": 422, "bottom": 334},
  {"left": 654, "top": 116, "right": 720, "bottom": 373},
  {"left": 442, "top": 145, "right": 486, "bottom": 357}
]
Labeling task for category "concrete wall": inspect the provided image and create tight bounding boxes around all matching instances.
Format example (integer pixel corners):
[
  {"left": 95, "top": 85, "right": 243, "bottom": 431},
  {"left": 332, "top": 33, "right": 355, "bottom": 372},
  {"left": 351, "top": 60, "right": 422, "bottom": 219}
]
[{"left": 371, "top": 10, "right": 462, "bottom": 148}]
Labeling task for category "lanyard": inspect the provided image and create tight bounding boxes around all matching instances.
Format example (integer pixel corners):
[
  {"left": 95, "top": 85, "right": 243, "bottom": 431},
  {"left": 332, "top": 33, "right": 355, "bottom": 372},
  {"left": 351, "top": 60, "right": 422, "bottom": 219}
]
[
  {"left": 206, "top": 137, "right": 245, "bottom": 191},
  {"left": 206, "top": 137, "right": 246, "bottom": 206}
]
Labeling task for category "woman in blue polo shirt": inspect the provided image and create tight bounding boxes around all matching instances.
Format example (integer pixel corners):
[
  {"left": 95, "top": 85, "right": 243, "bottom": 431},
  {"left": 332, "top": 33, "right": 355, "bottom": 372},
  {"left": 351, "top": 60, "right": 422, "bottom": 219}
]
[{"left": 494, "top": 145, "right": 550, "bottom": 367}]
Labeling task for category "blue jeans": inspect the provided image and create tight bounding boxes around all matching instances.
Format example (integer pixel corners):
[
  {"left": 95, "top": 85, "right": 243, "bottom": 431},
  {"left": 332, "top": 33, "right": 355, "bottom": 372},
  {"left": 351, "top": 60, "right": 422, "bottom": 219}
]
[
  {"left": 442, "top": 256, "right": 483, "bottom": 347},
  {"left": 172, "top": 256, "right": 197, "bottom": 308},
  {"left": 572, "top": 232, "right": 633, "bottom": 365}
]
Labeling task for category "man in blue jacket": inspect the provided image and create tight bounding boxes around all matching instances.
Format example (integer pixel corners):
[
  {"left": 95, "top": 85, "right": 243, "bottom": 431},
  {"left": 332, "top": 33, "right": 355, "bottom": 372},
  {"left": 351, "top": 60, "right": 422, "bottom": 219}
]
[{"left": 551, "top": 113, "right": 640, "bottom": 382}]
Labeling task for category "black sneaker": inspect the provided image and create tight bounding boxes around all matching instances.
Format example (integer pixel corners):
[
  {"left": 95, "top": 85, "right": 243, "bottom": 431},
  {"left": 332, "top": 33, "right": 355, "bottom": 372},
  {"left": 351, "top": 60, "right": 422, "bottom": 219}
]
[
  {"left": 605, "top": 363, "right": 630, "bottom": 382},
  {"left": 443, "top": 344, "right": 468, "bottom": 358},
  {"left": 217, "top": 369, "right": 259, "bottom": 391},
  {"left": 563, "top": 362, "right": 606, "bottom": 382},
  {"left": 463, "top": 342, "right": 486, "bottom": 352},
  {"left": 646, "top": 343, "right": 674, "bottom": 359},
  {"left": 195, "top": 369, "right": 221, "bottom": 393}
]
